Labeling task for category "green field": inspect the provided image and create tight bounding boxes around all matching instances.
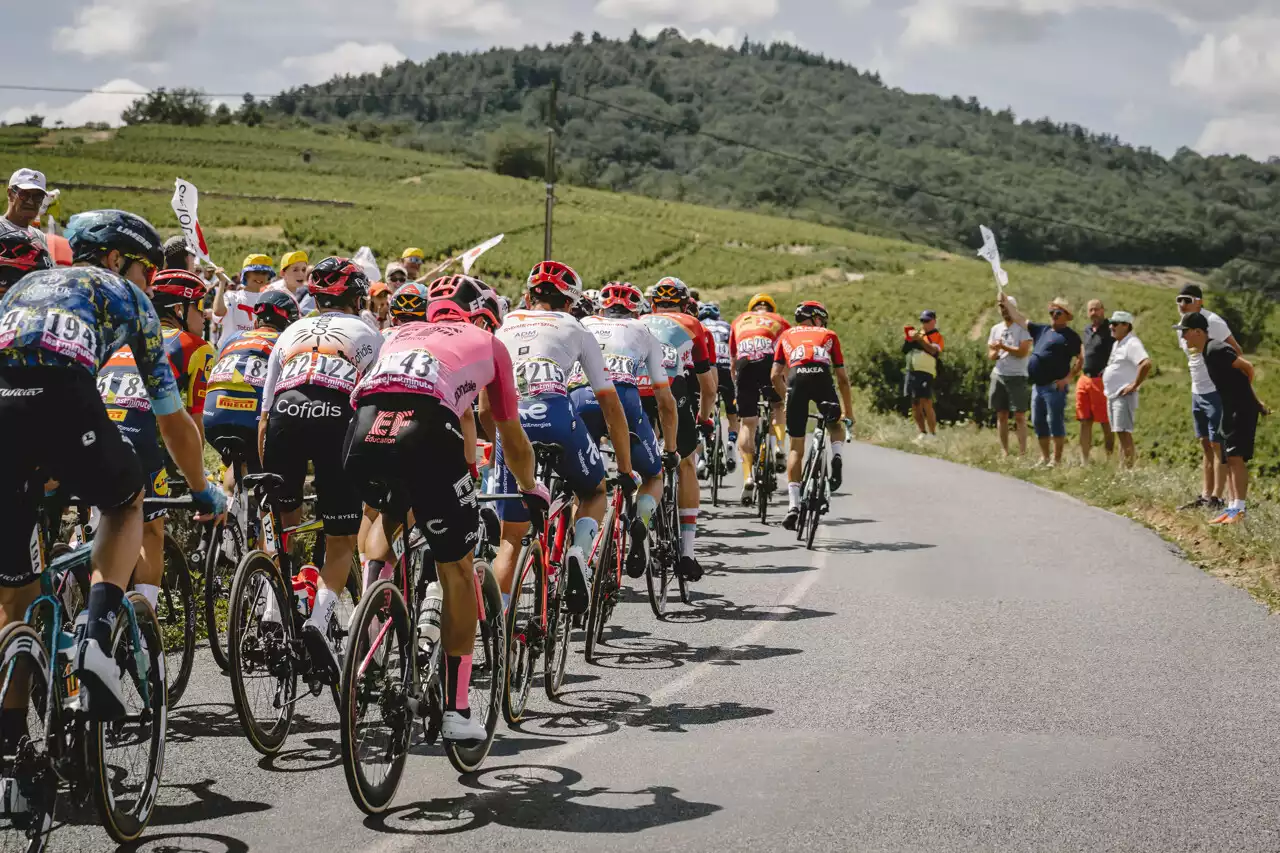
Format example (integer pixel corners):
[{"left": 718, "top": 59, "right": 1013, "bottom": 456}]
[{"left": 5, "top": 123, "right": 1276, "bottom": 490}]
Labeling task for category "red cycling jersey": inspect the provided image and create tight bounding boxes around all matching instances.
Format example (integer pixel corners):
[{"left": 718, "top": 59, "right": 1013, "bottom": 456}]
[
  {"left": 729, "top": 312, "right": 790, "bottom": 363},
  {"left": 773, "top": 326, "right": 844, "bottom": 371}
]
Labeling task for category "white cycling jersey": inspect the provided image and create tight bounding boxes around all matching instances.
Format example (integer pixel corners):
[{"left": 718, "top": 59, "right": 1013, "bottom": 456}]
[
  {"left": 496, "top": 308, "right": 613, "bottom": 399},
  {"left": 569, "top": 315, "right": 670, "bottom": 390},
  {"left": 262, "top": 311, "right": 383, "bottom": 410},
  {"left": 703, "top": 318, "right": 732, "bottom": 368}
]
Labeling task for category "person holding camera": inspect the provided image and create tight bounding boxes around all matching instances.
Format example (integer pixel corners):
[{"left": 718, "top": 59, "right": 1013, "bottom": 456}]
[{"left": 903, "top": 310, "right": 944, "bottom": 441}]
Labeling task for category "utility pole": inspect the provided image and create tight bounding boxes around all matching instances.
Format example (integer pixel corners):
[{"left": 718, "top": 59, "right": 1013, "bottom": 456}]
[{"left": 543, "top": 80, "right": 558, "bottom": 262}]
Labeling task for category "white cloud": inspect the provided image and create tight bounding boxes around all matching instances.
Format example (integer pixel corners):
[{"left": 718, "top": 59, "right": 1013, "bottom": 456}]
[
  {"left": 394, "top": 0, "right": 519, "bottom": 35},
  {"left": 55, "top": 0, "right": 205, "bottom": 60},
  {"left": 769, "top": 29, "right": 802, "bottom": 46},
  {"left": 281, "top": 41, "right": 406, "bottom": 83},
  {"left": 1195, "top": 114, "right": 1280, "bottom": 160},
  {"left": 596, "top": 0, "right": 777, "bottom": 25},
  {"left": 689, "top": 26, "right": 740, "bottom": 48},
  {"left": 1172, "top": 15, "right": 1280, "bottom": 107},
  {"left": 1, "top": 78, "right": 144, "bottom": 128}
]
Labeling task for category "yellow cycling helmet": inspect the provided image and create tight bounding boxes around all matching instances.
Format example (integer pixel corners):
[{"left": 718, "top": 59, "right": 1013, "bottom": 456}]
[
  {"left": 279, "top": 250, "right": 308, "bottom": 270},
  {"left": 748, "top": 293, "right": 777, "bottom": 313}
]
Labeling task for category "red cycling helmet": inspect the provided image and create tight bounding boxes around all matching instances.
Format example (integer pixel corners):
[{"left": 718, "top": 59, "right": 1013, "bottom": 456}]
[
  {"left": 794, "top": 300, "right": 829, "bottom": 324},
  {"left": 426, "top": 274, "right": 503, "bottom": 330},
  {"left": 0, "top": 222, "right": 52, "bottom": 291},
  {"left": 150, "top": 269, "right": 209, "bottom": 309},
  {"left": 526, "top": 260, "right": 583, "bottom": 302},
  {"left": 600, "top": 282, "right": 643, "bottom": 315},
  {"left": 308, "top": 256, "right": 370, "bottom": 302}
]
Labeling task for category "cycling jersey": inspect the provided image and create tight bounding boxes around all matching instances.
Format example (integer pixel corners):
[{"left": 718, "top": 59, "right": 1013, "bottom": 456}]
[
  {"left": 204, "top": 327, "right": 279, "bottom": 433},
  {"left": 568, "top": 315, "right": 669, "bottom": 392},
  {"left": 0, "top": 266, "right": 183, "bottom": 416},
  {"left": 261, "top": 312, "right": 383, "bottom": 411},
  {"left": 353, "top": 321, "right": 518, "bottom": 421},
  {"left": 218, "top": 289, "right": 263, "bottom": 349},
  {"left": 640, "top": 311, "right": 712, "bottom": 381},
  {"left": 496, "top": 309, "right": 613, "bottom": 399},
  {"left": 730, "top": 311, "right": 790, "bottom": 363},
  {"left": 703, "top": 318, "right": 732, "bottom": 368},
  {"left": 572, "top": 383, "right": 662, "bottom": 479},
  {"left": 774, "top": 326, "right": 844, "bottom": 373}
]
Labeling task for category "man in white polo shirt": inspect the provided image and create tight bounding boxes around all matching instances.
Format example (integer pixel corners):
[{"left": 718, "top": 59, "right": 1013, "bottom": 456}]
[
  {"left": 5, "top": 169, "right": 49, "bottom": 249},
  {"left": 1102, "top": 311, "right": 1152, "bottom": 469}
]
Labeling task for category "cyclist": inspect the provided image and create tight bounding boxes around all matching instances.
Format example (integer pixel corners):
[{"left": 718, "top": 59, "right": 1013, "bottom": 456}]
[
  {"left": 388, "top": 281, "right": 429, "bottom": 328},
  {"left": 0, "top": 218, "right": 52, "bottom": 298},
  {"left": 490, "top": 261, "right": 636, "bottom": 615},
  {"left": 0, "top": 209, "right": 224, "bottom": 723},
  {"left": 99, "top": 269, "right": 215, "bottom": 613},
  {"left": 730, "top": 293, "right": 790, "bottom": 504},
  {"left": 770, "top": 301, "right": 855, "bottom": 531},
  {"left": 697, "top": 301, "right": 737, "bottom": 476},
  {"left": 204, "top": 288, "right": 299, "bottom": 482},
  {"left": 570, "top": 282, "right": 679, "bottom": 577},
  {"left": 346, "top": 275, "right": 545, "bottom": 742},
  {"left": 642, "top": 277, "right": 717, "bottom": 582},
  {"left": 259, "top": 257, "right": 383, "bottom": 682}
]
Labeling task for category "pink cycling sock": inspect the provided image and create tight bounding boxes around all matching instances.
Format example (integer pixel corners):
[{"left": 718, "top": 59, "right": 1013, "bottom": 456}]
[{"left": 446, "top": 655, "right": 473, "bottom": 711}]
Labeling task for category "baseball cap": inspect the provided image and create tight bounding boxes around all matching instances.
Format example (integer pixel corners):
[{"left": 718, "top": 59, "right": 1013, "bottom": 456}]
[
  {"left": 1173, "top": 311, "right": 1208, "bottom": 332},
  {"left": 369, "top": 281, "right": 391, "bottom": 297},
  {"left": 402, "top": 247, "right": 425, "bottom": 261},
  {"left": 280, "top": 250, "right": 308, "bottom": 269},
  {"left": 1108, "top": 310, "right": 1135, "bottom": 326},
  {"left": 7, "top": 168, "right": 46, "bottom": 192},
  {"left": 919, "top": 310, "right": 936, "bottom": 321},
  {"left": 1178, "top": 283, "right": 1203, "bottom": 300}
]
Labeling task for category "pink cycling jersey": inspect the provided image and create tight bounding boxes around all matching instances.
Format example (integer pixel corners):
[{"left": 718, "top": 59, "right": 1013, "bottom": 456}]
[{"left": 352, "top": 321, "right": 518, "bottom": 421}]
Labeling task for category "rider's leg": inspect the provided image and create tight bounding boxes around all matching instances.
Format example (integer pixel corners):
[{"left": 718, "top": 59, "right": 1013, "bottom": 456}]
[
  {"left": 786, "top": 437, "right": 805, "bottom": 508},
  {"left": 737, "top": 416, "right": 758, "bottom": 478},
  {"left": 494, "top": 521, "right": 529, "bottom": 603},
  {"left": 0, "top": 581, "right": 41, "bottom": 754},
  {"left": 133, "top": 515, "right": 165, "bottom": 611},
  {"left": 437, "top": 552, "right": 479, "bottom": 708},
  {"left": 678, "top": 454, "right": 700, "bottom": 561}
]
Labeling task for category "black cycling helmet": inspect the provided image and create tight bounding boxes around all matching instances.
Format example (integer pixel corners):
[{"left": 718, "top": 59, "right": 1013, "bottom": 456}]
[
  {"left": 794, "top": 300, "right": 829, "bottom": 325},
  {"left": 64, "top": 209, "right": 163, "bottom": 271},
  {"left": 0, "top": 220, "right": 52, "bottom": 293},
  {"left": 253, "top": 288, "right": 301, "bottom": 330},
  {"left": 309, "top": 256, "right": 369, "bottom": 308}
]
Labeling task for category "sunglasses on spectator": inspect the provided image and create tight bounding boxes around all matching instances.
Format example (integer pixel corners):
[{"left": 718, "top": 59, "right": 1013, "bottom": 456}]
[
  {"left": 1049, "top": 309, "right": 1066, "bottom": 317},
  {"left": 123, "top": 253, "right": 157, "bottom": 286},
  {"left": 1175, "top": 296, "right": 1195, "bottom": 305},
  {"left": 389, "top": 273, "right": 407, "bottom": 283}
]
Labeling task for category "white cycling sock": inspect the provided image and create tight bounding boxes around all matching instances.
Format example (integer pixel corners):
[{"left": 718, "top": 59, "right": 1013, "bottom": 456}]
[
  {"left": 788, "top": 482, "right": 801, "bottom": 509},
  {"left": 637, "top": 493, "right": 657, "bottom": 528},
  {"left": 830, "top": 441, "right": 843, "bottom": 458},
  {"left": 135, "top": 583, "right": 159, "bottom": 611},
  {"left": 572, "top": 517, "right": 600, "bottom": 557},
  {"left": 679, "top": 509, "right": 698, "bottom": 557},
  {"left": 308, "top": 587, "right": 338, "bottom": 631}
]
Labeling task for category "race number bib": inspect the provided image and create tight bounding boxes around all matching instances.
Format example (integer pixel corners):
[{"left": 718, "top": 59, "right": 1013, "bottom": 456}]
[
  {"left": 660, "top": 345, "right": 679, "bottom": 372},
  {"left": 515, "top": 357, "right": 567, "bottom": 398},
  {"left": 363, "top": 349, "right": 441, "bottom": 394},
  {"left": 738, "top": 335, "right": 773, "bottom": 361},
  {"left": 714, "top": 338, "right": 731, "bottom": 362},
  {"left": 0, "top": 307, "right": 30, "bottom": 350},
  {"left": 96, "top": 370, "right": 148, "bottom": 410},
  {"left": 278, "top": 352, "right": 360, "bottom": 394},
  {"left": 604, "top": 353, "right": 636, "bottom": 385},
  {"left": 210, "top": 353, "right": 268, "bottom": 388},
  {"left": 39, "top": 309, "right": 97, "bottom": 368}
]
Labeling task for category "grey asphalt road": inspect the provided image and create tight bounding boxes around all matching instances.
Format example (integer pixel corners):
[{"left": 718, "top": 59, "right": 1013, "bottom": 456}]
[{"left": 59, "top": 441, "right": 1280, "bottom": 852}]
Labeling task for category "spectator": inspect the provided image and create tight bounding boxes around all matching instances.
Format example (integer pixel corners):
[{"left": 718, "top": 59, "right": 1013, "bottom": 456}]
[
  {"left": 1101, "top": 311, "right": 1151, "bottom": 469},
  {"left": 1174, "top": 312, "right": 1267, "bottom": 524},
  {"left": 385, "top": 261, "right": 409, "bottom": 286},
  {"left": 162, "top": 235, "right": 196, "bottom": 271},
  {"left": 213, "top": 253, "right": 274, "bottom": 348},
  {"left": 369, "top": 281, "right": 392, "bottom": 328},
  {"left": 988, "top": 295, "right": 1033, "bottom": 456},
  {"left": 1077, "top": 299, "right": 1114, "bottom": 463},
  {"left": 903, "top": 310, "right": 944, "bottom": 441},
  {"left": 401, "top": 247, "right": 425, "bottom": 279},
  {"left": 1007, "top": 296, "right": 1082, "bottom": 467},
  {"left": 269, "top": 250, "right": 315, "bottom": 313},
  {"left": 5, "top": 169, "right": 48, "bottom": 243},
  {"left": 1175, "top": 283, "right": 1241, "bottom": 513}
]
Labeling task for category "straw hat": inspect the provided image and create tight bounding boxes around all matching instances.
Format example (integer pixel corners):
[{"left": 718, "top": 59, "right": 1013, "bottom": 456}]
[{"left": 1048, "top": 297, "right": 1073, "bottom": 320}]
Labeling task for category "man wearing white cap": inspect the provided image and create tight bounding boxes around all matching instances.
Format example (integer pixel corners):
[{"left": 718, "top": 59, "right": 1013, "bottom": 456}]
[
  {"left": 1102, "top": 311, "right": 1151, "bottom": 468},
  {"left": 988, "top": 293, "right": 1032, "bottom": 456},
  {"left": 5, "top": 168, "right": 48, "bottom": 238}
]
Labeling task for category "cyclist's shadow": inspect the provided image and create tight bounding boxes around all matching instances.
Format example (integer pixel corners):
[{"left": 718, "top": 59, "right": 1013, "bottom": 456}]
[{"left": 365, "top": 764, "right": 720, "bottom": 836}]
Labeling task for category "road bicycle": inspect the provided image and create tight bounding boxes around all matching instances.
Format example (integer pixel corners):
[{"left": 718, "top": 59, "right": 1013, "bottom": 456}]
[
  {"left": 225, "top": 473, "right": 360, "bottom": 756},
  {"left": 794, "top": 401, "right": 843, "bottom": 550},
  {"left": 337, "top": 489, "right": 507, "bottom": 814},
  {"left": 0, "top": 494, "right": 196, "bottom": 851},
  {"left": 707, "top": 399, "right": 725, "bottom": 507},
  {"left": 750, "top": 399, "right": 778, "bottom": 524},
  {"left": 647, "top": 462, "right": 687, "bottom": 618},
  {"left": 583, "top": 474, "right": 636, "bottom": 663},
  {"left": 504, "top": 444, "right": 576, "bottom": 723},
  {"left": 203, "top": 435, "right": 259, "bottom": 673}
]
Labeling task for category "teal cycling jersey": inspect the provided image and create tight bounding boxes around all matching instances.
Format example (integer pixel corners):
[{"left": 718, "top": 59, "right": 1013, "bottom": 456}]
[{"left": 0, "top": 266, "right": 183, "bottom": 415}]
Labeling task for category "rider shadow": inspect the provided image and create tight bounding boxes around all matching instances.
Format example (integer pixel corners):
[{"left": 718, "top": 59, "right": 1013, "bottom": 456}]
[
  {"left": 589, "top": 625, "right": 802, "bottom": 672},
  {"left": 811, "top": 538, "right": 936, "bottom": 554},
  {"left": 697, "top": 539, "right": 798, "bottom": 559},
  {"left": 514, "top": 685, "right": 774, "bottom": 741},
  {"left": 168, "top": 703, "right": 339, "bottom": 745},
  {"left": 698, "top": 526, "right": 770, "bottom": 540},
  {"left": 149, "top": 778, "right": 272, "bottom": 827},
  {"left": 691, "top": 597, "right": 835, "bottom": 624},
  {"left": 702, "top": 558, "right": 818, "bottom": 576},
  {"left": 365, "top": 764, "right": 720, "bottom": 836},
  {"left": 257, "top": 736, "right": 341, "bottom": 774},
  {"left": 119, "top": 830, "right": 252, "bottom": 852}
]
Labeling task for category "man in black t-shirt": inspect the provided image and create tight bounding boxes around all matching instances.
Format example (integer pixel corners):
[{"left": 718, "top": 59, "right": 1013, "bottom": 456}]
[
  {"left": 1175, "top": 311, "right": 1268, "bottom": 525},
  {"left": 1077, "top": 299, "right": 1114, "bottom": 462}
]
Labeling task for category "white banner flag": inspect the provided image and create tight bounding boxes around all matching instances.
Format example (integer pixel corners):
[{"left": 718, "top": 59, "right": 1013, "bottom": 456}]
[
  {"left": 171, "top": 178, "right": 213, "bottom": 264},
  {"left": 977, "top": 225, "right": 1008, "bottom": 290},
  {"left": 461, "top": 233, "right": 504, "bottom": 274}
]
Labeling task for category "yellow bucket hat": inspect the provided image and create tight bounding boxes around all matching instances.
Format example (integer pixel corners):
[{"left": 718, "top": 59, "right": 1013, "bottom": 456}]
[
  {"left": 241, "top": 253, "right": 275, "bottom": 274},
  {"left": 401, "top": 247, "right": 425, "bottom": 261},
  {"left": 280, "top": 250, "right": 308, "bottom": 270}
]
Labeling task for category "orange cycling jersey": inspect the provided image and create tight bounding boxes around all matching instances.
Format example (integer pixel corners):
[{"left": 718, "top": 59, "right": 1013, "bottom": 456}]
[
  {"left": 729, "top": 312, "right": 790, "bottom": 362},
  {"left": 773, "top": 326, "right": 844, "bottom": 371}
]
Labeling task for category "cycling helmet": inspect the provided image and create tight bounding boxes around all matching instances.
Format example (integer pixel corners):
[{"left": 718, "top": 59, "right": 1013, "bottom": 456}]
[
  {"left": 684, "top": 300, "right": 699, "bottom": 316},
  {"left": 253, "top": 288, "right": 301, "bottom": 330},
  {"left": 309, "top": 256, "right": 369, "bottom": 306},
  {"left": 651, "top": 276, "right": 689, "bottom": 308},
  {"left": 0, "top": 221, "right": 52, "bottom": 292},
  {"left": 601, "top": 281, "right": 643, "bottom": 315},
  {"left": 689, "top": 287, "right": 701, "bottom": 302},
  {"left": 794, "top": 300, "right": 829, "bottom": 324},
  {"left": 390, "top": 281, "right": 429, "bottom": 324},
  {"left": 150, "top": 269, "right": 209, "bottom": 311},
  {"left": 572, "top": 289, "right": 600, "bottom": 320},
  {"left": 748, "top": 293, "right": 777, "bottom": 313},
  {"left": 64, "top": 209, "right": 163, "bottom": 273},
  {"left": 426, "top": 274, "right": 502, "bottom": 330},
  {"left": 698, "top": 301, "right": 721, "bottom": 322},
  {"left": 527, "top": 260, "right": 583, "bottom": 304},
  {"left": 496, "top": 294, "right": 511, "bottom": 320}
]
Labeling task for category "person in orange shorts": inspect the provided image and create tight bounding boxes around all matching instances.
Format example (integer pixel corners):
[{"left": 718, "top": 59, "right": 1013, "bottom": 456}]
[{"left": 1076, "top": 299, "right": 1114, "bottom": 462}]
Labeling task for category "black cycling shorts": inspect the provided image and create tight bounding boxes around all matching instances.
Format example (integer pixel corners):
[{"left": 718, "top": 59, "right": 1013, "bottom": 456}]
[
  {"left": 672, "top": 375, "right": 698, "bottom": 459},
  {"left": 343, "top": 394, "right": 479, "bottom": 563},
  {"left": 206, "top": 423, "right": 262, "bottom": 476},
  {"left": 0, "top": 366, "right": 144, "bottom": 588},
  {"left": 785, "top": 367, "right": 839, "bottom": 438},
  {"left": 736, "top": 358, "right": 779, "bottom": 417},
  {"left": 716, "top": 364, "right": 738, "bottom": 417},
  {"left": 263, "top": 386, "right": 362, "bottom": 536}
]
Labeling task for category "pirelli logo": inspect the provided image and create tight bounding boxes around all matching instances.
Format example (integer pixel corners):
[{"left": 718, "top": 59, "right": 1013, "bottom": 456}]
[
  {"left": 107, "top": 408, "right": 127, "bottom": 422},
  {"left": 216, "top": 397, "right": 257, "bottom": 411}
]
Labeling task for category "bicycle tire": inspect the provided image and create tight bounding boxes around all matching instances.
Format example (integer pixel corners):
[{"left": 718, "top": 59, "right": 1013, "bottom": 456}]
[
  {"left": 584, "top": 506, "right": 620, "bottom": 664},
  {"left": 795, "top": 445, "right": 815, "bottom": 542},
  {"left": 543, "top": 557, "right": 571, "bottom": 702},
  {"left": 157, "top": 533, "right": 195, "bottom": 707},
  {"left": 805, "top": 448, "right": 827, "bottom": 551},
  {"left": 227, "top": 551, "right": 297, "bottom": 756},
  {"left": 445, "top": 565, "right": 504, "bottom": 773},
  {"left": 205, "top": 518, "right": 244, "bottom": 673},
  {"left": 756, "top": 450, "right": 770, "bottom": 526},
  {"left": 0, "top": 623, "right": 55, "bottom": 853},
  {"left": 90, "top": 592, "right": 166, "bottom": 844},
  {"left": 503, "top": 541, "right": 543, "bottom": 724},
  {"left": 648, "top": 487, "right": 676, "bottom": 619},
  {"left": 338, "top": 579, "right": 412, "bottom": 815}
]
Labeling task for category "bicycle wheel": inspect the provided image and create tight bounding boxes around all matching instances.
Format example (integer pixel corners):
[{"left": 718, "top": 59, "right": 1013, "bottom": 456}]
[
  {"left": 227, "top": 552, "right": 297, "bottom": 756},
  {"left": 89, "top": 593, "right": 166, "bottom": 844},
  {"left": 805, "top": 455, "right": 827, "bottom": 551},
  {"left": 445, "top": 566, "right": 503, "bottom": 774},
  {"left": 795, "top": 445, "right": 815, "bottom": 542},
  {"left": 756, "top": 449, "right": 770, "bottom": 525},
  {"left": 0, "top": 623, "right": 55, "bottom": 853},
  {"left": 156, "top": 533, "right": 195, "bottom": 707},
  {"left": 503, "top": 541, "right": 543, "bottom": 724},
  {"left": 584, "top": 508, "right": 621, "bottom": 665},
  {"left": 543, "top": 561, "right": 571, "bottom": 701},
  {"left": 205, "top": 518, "right": 244, "bottom": 673},
  {"left": 647, "top": 494, "right": 675, "bottom": 619},
  {"left": 338, "top": 579, "right": 412, "bottom": 815}
]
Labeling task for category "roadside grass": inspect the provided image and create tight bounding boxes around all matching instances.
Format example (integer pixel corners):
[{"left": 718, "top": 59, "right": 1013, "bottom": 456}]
[{"left": 856, "top": 405, "right": 1280, "bottom": 611}]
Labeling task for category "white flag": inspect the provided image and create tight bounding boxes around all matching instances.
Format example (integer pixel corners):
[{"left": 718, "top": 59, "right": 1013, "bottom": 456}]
[
  {"left": 461, "top": 233, "right": 504, "bottom": 274},
  {"left": 171, "top": 178, "right": 212, "bottom": 264},
  {"left": 977, "top": 225, "right": 1008, "bottom": 288}
]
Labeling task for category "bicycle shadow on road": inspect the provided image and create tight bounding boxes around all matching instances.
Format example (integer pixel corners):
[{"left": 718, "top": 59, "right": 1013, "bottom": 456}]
[
  {"left": 120, "top": 830, "right": 251, "bottom": 852},
  {"left": 809, "top": 538, "right": 936, "bottom": 555},
  {"left": 148, "top": 778, "right": 271, "bottom": 827},
  {"left": 364, "top": 764, "right": 720, "bottom": 836},
  {"left": 168, "top": 702, "right": 338, "bottom": 744},
  {"left": 513, "top": 686, "right": 774, "bottom": 740},
  {"left": 585, "top": 625, "right": 802, "bottom": 672}
]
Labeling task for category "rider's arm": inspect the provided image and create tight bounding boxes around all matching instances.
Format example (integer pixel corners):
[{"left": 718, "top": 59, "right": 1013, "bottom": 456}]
[
  {"left": 157, "top": 410, "right": 209, "bottom": 492},
  {"left": 770, "top": 337, "right": 789, "bottom": 400},
  {"left": 655, "top": 382, "right": 678, "bottom": 450},
  {"left": 577, "top": 325, "right": 634, "bottom": 475},
  {"left": 131, "top": 290, "right": 206, "bottom": 490},
  {"left": 696, "top": 366, "right": 716, "bottom": 420},
  {"left": 258, "top": 338, "right": 285, "bottom": 463},
  {"left": 461, "top": 408, "right": 477, "bottom": 468},
  {"left": 484, "top": 339, "right": 536, "bottom": 489},
  {"left": 831, "top": 335, "right": 854, "bottom": 420}
]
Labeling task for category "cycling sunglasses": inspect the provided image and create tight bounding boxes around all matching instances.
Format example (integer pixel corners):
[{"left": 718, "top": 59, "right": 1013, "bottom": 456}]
[
  {"left": 1175, "top": 295, "right": 1195, "bottom": 305},
  {"left": 123, "top": 253, "right": 157, "bottom": 286}
]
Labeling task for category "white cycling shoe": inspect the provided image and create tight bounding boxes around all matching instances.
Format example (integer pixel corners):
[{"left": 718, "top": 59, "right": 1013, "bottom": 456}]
[
  {"left": 75, "top": 638, "right": 127, "bottom": 721},
  {"left": 442, "top": 710, "right": 487, "bottom": 742}
]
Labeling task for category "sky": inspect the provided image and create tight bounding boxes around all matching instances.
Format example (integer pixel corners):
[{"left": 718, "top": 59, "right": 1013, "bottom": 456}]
[{"left": 2, "top": 0, "right": 1278, "bottom": 161}]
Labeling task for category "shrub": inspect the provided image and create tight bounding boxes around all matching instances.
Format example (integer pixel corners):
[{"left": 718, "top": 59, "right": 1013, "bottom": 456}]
[
  {"left": 487, "top": 129, "right": 545, "bottom": 180},
  {"left": 847, "top": 330, "right": 996, "bottom": 426},
  {"left": 1210, "top": 289, "right": 1273, "bottom": 353}
]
